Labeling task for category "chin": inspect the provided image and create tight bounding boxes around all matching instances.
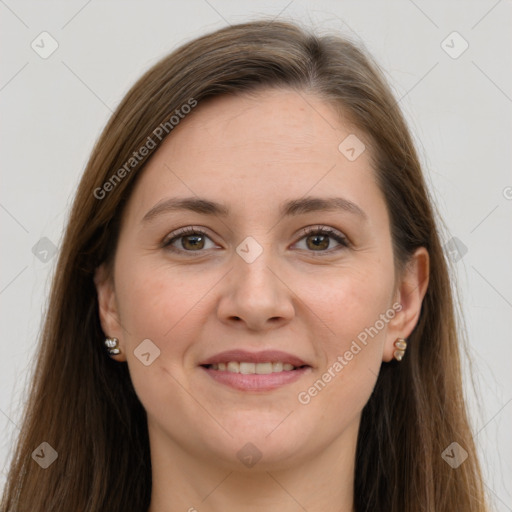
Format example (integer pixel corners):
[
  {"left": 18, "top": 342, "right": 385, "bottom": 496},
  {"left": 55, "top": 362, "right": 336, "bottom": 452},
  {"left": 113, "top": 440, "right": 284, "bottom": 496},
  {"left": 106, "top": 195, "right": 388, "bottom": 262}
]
[
  {"left": 206, "top": 437, "right": 310, "bottom": 473},
  {"left": 200, "top": 420, "right": 315, "bottom": 468}
]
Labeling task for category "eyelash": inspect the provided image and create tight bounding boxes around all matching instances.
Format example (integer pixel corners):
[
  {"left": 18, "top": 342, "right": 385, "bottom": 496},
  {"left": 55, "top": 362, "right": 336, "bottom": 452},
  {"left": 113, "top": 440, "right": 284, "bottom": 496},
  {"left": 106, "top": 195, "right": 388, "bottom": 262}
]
[{"left": 162, "top": 225, "right": 349, "bottom": 256}]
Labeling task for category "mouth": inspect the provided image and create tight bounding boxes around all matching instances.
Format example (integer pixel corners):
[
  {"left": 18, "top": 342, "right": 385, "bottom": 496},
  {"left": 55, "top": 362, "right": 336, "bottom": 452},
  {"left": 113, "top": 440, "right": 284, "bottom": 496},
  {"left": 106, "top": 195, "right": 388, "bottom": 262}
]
[
  {"left": 198, "top": 350, "right": 312, "bottom": 391},
  {"left": 201, "top": 361, "right": 307, "bottom": 374}
]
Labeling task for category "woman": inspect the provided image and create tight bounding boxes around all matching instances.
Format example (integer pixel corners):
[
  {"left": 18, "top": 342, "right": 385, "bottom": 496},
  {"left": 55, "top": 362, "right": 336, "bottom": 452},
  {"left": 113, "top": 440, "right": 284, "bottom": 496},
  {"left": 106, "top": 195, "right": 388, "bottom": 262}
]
[{"left": 1, "top": 20, "right": 489, "bottom": 512}]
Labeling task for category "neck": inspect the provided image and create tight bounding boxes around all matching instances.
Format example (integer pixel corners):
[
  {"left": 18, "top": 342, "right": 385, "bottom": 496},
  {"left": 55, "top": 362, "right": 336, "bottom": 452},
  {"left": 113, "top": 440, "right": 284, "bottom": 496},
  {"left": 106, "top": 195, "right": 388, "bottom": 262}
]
[{"left": 147, "top": 419, "right": 358, "bottom": 512}]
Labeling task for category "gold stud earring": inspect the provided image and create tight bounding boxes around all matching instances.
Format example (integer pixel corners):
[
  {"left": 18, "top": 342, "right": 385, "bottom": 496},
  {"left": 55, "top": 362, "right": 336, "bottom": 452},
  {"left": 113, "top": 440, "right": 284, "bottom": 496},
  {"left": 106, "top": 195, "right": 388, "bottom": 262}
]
[
  {"left": 393, "top": 338, "right": 407, "bottom": 361},
  {"left": 104, "top": 337, "right": 121, "bottom": 356}
]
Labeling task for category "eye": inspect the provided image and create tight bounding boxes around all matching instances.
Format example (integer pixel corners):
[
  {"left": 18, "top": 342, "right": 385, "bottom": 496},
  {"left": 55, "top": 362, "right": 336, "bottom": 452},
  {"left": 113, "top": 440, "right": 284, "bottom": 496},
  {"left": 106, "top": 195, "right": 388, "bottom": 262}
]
[
  {"left": 293, "top": 226, "right": 349, "bottom": 253},
  {"left": 162, "top": 225, "right": 349, "bottom": 255},
  {"left": 162, "top": 227, "right": 218, "bottom": 253}
]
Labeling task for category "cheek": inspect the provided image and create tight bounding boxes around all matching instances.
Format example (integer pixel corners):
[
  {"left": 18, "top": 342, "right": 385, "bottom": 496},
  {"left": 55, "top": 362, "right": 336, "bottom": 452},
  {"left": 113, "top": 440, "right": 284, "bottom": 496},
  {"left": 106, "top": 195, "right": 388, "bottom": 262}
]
[
  {"left": 113, "top": 260, "right": 206, "bottom": 417},
  {"left": 295, "top": 258, "right": 394, "bottom": 398},
  {"left": 115, "top": 258, "right": 211, "bottom": 342},
  {"left": 299, "top": 262, "right": 394, "bottom": 345},
  {"left": 294, "top": 270, "right": 392, "bottom": 432}
]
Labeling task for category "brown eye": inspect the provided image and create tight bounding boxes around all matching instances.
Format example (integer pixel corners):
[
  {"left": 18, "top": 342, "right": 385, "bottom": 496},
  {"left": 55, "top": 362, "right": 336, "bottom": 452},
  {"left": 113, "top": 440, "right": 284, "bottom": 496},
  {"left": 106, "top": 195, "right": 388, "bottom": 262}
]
[
  {"left": 294, "top": 227, "right": 349, "bottom": 253},
  {"left": 181, "top": 234, "right": 205, "bottom": 250},
  {"left": 306, "top": 233, "right": 330, "bottom": 251},
  {"left": 163, "top": 227, "right": 217, "bottom": 253}
]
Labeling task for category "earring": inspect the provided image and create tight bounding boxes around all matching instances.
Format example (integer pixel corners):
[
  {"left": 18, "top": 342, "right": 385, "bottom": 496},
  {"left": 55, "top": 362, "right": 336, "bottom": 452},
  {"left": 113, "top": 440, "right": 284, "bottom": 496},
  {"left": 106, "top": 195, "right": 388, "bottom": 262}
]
[
  {"left": 104, "top": 337, "right": 121, "bottom": 356},
  {"left": 393, "top": 338, "right": 407, "bottom": 361}
]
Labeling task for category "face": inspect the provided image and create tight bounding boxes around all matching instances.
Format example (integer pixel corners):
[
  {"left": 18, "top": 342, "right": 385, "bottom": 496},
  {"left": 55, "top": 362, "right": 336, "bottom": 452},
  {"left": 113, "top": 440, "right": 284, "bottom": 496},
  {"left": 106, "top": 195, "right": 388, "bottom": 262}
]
[{"left": 96, "top": 88, "right": 426, "bottom": 471}]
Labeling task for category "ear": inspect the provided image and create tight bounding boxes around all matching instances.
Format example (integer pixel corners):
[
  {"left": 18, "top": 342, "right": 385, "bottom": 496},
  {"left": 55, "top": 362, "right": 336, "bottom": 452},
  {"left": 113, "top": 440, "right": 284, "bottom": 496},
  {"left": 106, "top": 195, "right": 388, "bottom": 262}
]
[
  {"left": 94, "top": 263, "right": 126, "bottom": 362},
  {"left": 382, "top": 247, "right": 430, "bottom": 362}
]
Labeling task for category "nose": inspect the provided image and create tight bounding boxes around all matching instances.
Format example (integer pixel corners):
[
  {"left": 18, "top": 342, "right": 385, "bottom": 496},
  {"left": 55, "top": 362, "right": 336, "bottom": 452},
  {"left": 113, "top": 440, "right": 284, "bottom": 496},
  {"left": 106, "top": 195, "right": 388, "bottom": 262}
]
[{"left": 216, "top": 247, "right": 295, "bottom": 332}]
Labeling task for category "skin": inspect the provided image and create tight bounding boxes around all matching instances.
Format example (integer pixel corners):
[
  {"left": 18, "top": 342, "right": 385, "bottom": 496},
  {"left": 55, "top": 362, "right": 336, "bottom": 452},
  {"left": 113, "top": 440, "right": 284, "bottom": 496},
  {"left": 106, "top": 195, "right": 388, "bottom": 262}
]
[{"left": 95, "top": 88, "right": 429, "bottom": 512}]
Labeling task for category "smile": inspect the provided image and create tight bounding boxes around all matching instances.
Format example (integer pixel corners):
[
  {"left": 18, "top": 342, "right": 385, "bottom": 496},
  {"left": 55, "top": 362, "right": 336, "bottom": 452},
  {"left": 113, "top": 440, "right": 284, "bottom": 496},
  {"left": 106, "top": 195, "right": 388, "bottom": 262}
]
[
  {"left": 199, "top": 349, "right": 312, "bottom": 391},
  {"left": 203, "top": 361, "right": 302, "bottom": 374}
]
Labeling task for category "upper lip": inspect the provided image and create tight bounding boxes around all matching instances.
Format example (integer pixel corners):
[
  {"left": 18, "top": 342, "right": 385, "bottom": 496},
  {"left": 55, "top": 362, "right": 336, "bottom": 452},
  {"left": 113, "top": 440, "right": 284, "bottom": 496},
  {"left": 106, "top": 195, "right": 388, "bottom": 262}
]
[{"left": 199, "top": 349, "right": 309, "bottom": 367}]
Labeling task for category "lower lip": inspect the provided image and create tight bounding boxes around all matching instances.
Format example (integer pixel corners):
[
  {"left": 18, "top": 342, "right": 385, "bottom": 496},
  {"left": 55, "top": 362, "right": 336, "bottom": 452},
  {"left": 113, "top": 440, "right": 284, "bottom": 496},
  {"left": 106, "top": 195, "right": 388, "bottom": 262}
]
[{"left": 200, "top": 366, "right": 311, "bottom": 391}]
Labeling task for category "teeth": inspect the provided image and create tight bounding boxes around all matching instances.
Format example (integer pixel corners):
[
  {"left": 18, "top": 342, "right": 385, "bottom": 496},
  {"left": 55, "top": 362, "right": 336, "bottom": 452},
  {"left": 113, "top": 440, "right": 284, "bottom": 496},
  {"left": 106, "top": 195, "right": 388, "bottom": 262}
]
[
  {"left": 207, "top": 361, "right": 300, "bottom": 374},
  {"left": 240, "top": 362, "right": 255, "bottom": 374},
  {"left": 227, "top": 361, "right": 239, "bottom": 373},
  {"left": 272, "top": 362, "right": 283, "bottom": 372},
  {"left": 256, "top": 362, "right": 273, "bottom": 374}
]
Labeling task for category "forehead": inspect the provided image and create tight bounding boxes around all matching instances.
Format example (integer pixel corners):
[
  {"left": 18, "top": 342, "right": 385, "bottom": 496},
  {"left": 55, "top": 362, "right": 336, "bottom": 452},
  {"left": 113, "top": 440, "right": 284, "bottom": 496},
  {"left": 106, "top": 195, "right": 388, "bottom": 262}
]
[
  {"left": 163, "top": 88, "right": 364, "bottom": 166},
  {"left": 123, "top": 88, "right": 382, "bottom": 222}
]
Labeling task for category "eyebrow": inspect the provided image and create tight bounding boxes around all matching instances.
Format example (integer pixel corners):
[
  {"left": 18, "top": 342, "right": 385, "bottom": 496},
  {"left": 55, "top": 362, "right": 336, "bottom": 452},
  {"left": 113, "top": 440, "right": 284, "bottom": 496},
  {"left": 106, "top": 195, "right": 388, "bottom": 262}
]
[{"left": 141, "top": 195, "right": 367, "bottom": 223}]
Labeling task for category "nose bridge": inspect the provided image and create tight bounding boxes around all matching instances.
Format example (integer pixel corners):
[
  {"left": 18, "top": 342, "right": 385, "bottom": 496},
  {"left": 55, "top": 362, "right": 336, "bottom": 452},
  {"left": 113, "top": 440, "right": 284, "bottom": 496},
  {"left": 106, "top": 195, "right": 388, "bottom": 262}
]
[
  {"left": 233, "top": 236, "right": 280, "bottom": 298},
  {"left": 217, "top": 234, "right": 294, "bottom": 329}
]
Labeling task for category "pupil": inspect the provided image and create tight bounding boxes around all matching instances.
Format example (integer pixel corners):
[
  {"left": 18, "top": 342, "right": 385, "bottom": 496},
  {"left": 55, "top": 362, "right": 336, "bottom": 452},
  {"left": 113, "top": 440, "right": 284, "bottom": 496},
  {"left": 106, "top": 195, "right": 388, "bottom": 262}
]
[
  {"left": 183, "top": 235, "right": 204, "bottom": 250},
  {"left": 308, "top": 234, "right": 328, "bottom": 250}
]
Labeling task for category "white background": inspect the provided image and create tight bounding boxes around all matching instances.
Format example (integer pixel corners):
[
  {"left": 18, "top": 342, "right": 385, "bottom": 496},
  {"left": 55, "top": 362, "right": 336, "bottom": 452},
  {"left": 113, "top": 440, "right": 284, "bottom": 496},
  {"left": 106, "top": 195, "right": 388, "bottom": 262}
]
[{"left": 1, "top": 1, "right": 511, "bottom": 509}]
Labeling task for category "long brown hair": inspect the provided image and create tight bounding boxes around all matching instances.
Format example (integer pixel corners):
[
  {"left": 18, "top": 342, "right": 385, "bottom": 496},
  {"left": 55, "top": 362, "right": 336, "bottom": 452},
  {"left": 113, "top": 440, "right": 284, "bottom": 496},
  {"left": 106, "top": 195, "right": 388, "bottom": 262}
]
[{"left": 1, "top": 20, "right": 488, "bottom": 511}]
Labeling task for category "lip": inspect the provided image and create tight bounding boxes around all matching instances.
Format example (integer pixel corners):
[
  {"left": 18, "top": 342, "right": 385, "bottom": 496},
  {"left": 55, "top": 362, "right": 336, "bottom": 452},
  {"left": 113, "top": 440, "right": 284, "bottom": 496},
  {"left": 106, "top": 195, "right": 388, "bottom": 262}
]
[
  {"left": 200, "top": 365, "right": 312, "bottom": 391},
  {"left": 198, "top": 349, "right": 312, "bottom": 392},
  {"left": 199, "top": 349, "right": 309, "bottom": 367}
]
